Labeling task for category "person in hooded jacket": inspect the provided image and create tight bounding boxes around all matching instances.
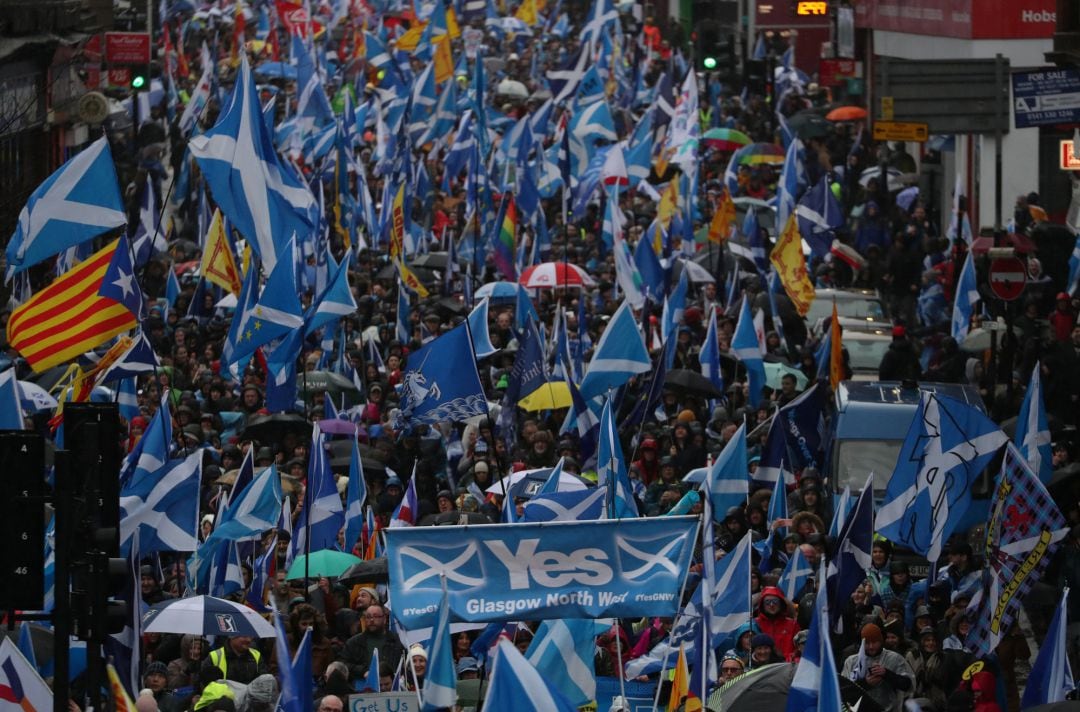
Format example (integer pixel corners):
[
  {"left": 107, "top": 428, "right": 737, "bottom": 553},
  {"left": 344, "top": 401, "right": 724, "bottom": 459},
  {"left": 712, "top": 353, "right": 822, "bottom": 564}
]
[
  {"left": 754, "top": 586, "right": 800, "bottom": 661},
  {"left": 879, "top": 326, "right": 921, "bottom": 382},
  {"left": 168, "top": 635, "right": 207, "bottom": 691}
]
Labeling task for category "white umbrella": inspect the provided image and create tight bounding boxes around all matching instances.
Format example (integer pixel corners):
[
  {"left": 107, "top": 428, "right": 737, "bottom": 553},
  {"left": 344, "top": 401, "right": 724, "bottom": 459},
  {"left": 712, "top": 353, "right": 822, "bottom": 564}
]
[
  {"left": 142, "top": 595, "right": 277, "bottom": 638},
  {"left": 677, "top": 259, "right": 715, "bottom": 284},
  {"left": 485, "top": 467, "right": 589, "bottom": 494}
]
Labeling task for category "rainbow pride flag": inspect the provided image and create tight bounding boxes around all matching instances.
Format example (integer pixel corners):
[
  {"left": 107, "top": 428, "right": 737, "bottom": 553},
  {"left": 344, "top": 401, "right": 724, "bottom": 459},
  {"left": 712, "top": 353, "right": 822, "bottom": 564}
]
[{"left": 493, "top": 193, "right": 518, "bottom": 280}]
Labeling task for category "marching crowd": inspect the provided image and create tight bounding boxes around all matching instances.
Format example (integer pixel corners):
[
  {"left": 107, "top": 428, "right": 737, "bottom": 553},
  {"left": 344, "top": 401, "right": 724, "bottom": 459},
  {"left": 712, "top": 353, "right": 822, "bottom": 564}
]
[{"left": 7, "top": 0, "right": 1080, "bottom": 710}]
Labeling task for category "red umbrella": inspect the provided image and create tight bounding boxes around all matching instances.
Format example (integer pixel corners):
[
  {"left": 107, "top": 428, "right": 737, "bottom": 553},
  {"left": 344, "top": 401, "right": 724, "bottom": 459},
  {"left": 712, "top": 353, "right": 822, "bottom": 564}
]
[
  {"left": 826, "top": 106, "right": 867, "bottom": 122},
  {"left": 519, "top": 262, "right": 597, "bottom": 289}
]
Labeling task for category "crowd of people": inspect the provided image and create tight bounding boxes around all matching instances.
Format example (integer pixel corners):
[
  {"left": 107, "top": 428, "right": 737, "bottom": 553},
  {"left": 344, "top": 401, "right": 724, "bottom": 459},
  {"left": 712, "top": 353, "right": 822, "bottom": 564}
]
[{"left": 6, "top": 0, "right": 1080, "bottom": 710}]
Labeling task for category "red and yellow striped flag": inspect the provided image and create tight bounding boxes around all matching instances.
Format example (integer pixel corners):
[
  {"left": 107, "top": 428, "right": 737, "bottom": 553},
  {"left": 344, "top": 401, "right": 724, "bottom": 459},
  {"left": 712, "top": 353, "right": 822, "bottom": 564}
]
[
  {"left": 7, "top": 239, "right": 136, "bottom": 373},
  {"left": 107, "top": 663, "right": 137, "bottom": 712}
]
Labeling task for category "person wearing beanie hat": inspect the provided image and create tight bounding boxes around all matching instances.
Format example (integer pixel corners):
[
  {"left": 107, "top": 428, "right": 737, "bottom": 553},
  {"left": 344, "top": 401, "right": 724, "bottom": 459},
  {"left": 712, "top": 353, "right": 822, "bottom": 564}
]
[
  {"left": 749, "top": 633, "right": 783, "bottom": 667},
  {"left": 143, "top": 659, "right": 177, "bottom": 710},
  {"left": 905, "top": 626, "right": 948, "bottom": 712},
  {"left": 842, "top": 622, "right": 916, "bottom": 712},
  {"left": 878, "top": 320, "right": 921, "bottom": 382},
  {"left": 719, "top": 652, "right": 745, "bottom": 682},
  {"left": 406, "top": 643, "right": 427, "bottom": 691}
]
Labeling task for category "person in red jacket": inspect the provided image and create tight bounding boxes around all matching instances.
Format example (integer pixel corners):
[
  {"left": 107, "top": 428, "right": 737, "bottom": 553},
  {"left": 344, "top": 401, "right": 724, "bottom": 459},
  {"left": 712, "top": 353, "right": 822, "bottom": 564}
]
[
  {"left": 754, "top": 586, "right": 800, "bottom": 661},
  {"left": 1049, "top": 292, "right": 1076, "bottom": 342}
]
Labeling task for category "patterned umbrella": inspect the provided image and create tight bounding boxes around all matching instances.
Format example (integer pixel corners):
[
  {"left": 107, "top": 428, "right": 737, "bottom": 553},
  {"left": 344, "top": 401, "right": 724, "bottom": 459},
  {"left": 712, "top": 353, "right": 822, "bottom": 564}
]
[
  {"left": 702, "top": 127, "right": 752, "bottom": 151},
  {"left": 142, "top": 596, "right": 277, "bottom": 637},
  {"left": 738, "top": 143, "right": 785, "bottom": 166},
  {"left": 519, "top": 262, "right": 597, "bottom": 289}
]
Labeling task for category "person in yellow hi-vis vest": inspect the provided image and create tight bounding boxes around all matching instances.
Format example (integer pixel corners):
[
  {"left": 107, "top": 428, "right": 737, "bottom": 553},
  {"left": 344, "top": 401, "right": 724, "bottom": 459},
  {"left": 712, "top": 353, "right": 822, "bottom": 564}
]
[{"left": 200, "top": 636, "right": 268, "bottom": 686}]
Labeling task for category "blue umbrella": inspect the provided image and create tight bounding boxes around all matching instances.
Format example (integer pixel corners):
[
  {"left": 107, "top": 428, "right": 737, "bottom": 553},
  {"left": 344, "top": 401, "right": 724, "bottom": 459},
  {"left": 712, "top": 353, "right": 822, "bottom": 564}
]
[
  {"left": 474, "top": 281, "right": 524, "bottom": 301},
  {"left": 254, "top": 62, "right": 298, "bottom": 81},
  {"left": 142, "top": 595, "right": 277, "bottom": 638}
]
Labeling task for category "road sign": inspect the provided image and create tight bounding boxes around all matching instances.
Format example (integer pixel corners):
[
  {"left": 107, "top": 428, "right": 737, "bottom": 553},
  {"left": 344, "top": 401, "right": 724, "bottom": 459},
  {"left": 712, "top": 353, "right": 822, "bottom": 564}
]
[
  {"left": 1012, "top": 68, "right": 1080, "bottom": 128},
  {"left": 873, "top": 121, "right": 929, "bottom": 142},
  {"left": 874, "top": 57, "right": 1010, "bottom": 134},
  {"left": 988, "top": 256, "right": 1028, "bottom": 301},
  {"left": 880, "top": 96, "right": 894, "bottom": 121},
  {"left": 105, "top": 32, "right": 151, "bottom": 64},
  {"left": 1060, "top": 141, "right": 1080, "bottom": 170}
]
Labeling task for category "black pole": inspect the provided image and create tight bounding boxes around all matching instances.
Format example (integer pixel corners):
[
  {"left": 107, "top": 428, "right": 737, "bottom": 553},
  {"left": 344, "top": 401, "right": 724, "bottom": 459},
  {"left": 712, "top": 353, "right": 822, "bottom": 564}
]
[{"left": 53, "top": 451, "right": 72, "bottom": 712}]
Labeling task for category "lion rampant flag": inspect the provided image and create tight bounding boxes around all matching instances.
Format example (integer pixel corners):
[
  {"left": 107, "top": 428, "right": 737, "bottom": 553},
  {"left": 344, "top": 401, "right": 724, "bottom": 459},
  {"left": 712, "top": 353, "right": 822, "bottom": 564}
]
[
  {"left": 770, "top": 213, "right": 816, "bottom": 317},
  {"left": 200, "top": 209, "right": 243, "bottom": 296},
  {"left": 707, "top": 186, "right": 736, "bottom": 244}
]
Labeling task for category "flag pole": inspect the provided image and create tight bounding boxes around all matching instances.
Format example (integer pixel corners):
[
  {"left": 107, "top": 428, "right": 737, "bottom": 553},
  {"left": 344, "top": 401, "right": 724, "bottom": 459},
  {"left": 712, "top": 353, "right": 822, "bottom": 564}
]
[{"left": 614, "top": 620, "right": 628, "bottom": 705}]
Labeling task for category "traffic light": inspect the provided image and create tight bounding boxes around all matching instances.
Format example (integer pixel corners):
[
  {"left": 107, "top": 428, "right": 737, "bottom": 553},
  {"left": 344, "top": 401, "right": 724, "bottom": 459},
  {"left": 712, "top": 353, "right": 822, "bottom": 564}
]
[
  {"left": 130, "top": 73, "right": 147, "bottom": 92},
  {"left": 0, "top": 432, "right": 46, "bottom": 610}
]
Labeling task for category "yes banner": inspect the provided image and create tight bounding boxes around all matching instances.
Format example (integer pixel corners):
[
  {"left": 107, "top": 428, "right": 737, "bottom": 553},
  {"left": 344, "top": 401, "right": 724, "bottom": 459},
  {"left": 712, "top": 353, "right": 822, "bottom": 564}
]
[{"left": 385, "top": 518, "right": 699, "bottom": 630}]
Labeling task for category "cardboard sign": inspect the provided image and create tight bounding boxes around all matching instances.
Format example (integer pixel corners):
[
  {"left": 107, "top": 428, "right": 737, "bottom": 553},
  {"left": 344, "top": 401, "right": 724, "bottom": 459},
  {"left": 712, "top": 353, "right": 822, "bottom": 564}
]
[{"left": 348, "top": 692, "right": 416, "bottom": 712}]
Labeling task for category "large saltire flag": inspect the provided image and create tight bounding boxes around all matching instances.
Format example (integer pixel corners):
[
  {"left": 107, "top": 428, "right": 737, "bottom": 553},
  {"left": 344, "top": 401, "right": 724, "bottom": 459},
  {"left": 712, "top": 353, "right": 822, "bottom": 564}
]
[
  {"left": 7, "top": 239, "right": 137, "bottom": 372},
  {"left": 770, "top": 213, "right": 815, "bottom": 316}
]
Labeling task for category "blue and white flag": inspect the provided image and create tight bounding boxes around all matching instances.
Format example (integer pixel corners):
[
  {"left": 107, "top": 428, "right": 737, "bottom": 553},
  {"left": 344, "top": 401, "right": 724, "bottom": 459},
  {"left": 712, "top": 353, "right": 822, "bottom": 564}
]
[
  {"left": 292, "top": 425, "right": 345, "bottom": 557},
  {"left": 579, "top": 300, "right": 651, "bottom": 402},
  {"left": 488, "top": 639, "right": 578, "bottom": 712},
  {"left": 786, "top": 559, "right": 843, "bottom": 712},
  {"left": 421, "top": 586, "right": 457, "bottom": 712},
  {"left": 305, "top": 254, "right": 357, "bottom": 336},
  {"left": 0, "top": 369, "right": 23, "bottom": 429},
  {"left": 796, "top": 176, "right": 843, "bottom": 258},
  {"left": 526, "top": 619, "right": 605, "bottom": 706},
  {"left": 1015, "top": 361, "right": 1052, "bottom": 483},
  {"left": 188, "top": 57, "right": 315, "bottom": 272},
  {"left": 826, "top": 474, "right": 873, "bottom": 631},
  {"left": 597, "top": 395, "right": 638, "bottom": 519},
  {"left": 523, "top": 487, "right": 607, "bottom": 522},
  {"left": 97, "top": 331, "right": 161, "bottom": 384},
  {"left": 1020, "top": 588, "right": 1074, "bottom": 708},
  {"left": 343, "top": 438, "right": 367, "bottom": 554},
  {"left": 700, "top": 307, "right": 723, "bottom": 395},
  {"left": 396, "top": 279, "right": 412, "bottom": 343},
  {"left": 732, "top": 297, "right": 765, "bottom": 407},
  {"left": 698, "top": 423, "right": 748, "bottom": 517},
  {"left": 360, "top": 647, "right": 380, "bottom": 692},
  {"left": 775, "top": 138, "right": 806, "bottom": 230},
  {"left": 397, "top": 322, "right": 487, "bottom": 427},
  {"left": 228, "top": 238, "right": 305, "bottom": 363},
  {"left": 99, "top": 236, "right": 144, "bottom": 319},
  {"left": 205, "top": 464, "right": 284, "bottom": 545},
  {"left": 778, "top": 545, "right": 812, "bottom": 602},
  {"left": 877, "top": 392, "right": 1006, "bottom": 563},
  {"left": 951, "top": 251, "right": 979, "bottom": 344},
  {"left": 5, "top": 135, "right": 126, "bottom": 278},
  {"left": 468, "top": 298, "right": 498, "bottom": 358},
  {"left": 548, "top": 46, "right": 589, "bottom": 105},
  {"left": 119, "top": 449, "right": 202, "bottom": 555},
  {"left": 119, "top": 392, "right": 171, "bottom": 488}
]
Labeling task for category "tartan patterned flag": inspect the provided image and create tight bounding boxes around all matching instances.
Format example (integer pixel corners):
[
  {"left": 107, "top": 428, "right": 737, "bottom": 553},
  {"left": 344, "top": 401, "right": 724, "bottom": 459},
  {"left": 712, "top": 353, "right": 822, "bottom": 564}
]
[{"left": 965, "top": 442, "right": 1067, "bottom": 657}]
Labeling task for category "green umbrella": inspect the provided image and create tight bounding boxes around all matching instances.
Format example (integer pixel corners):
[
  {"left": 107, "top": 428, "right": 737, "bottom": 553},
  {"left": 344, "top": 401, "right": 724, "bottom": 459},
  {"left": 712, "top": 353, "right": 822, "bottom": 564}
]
[
  {"left": 763, "top": 361, "right": 809, "bottom": 390},
  {"left": 286, "top": 550, "right": 362, "bottom": 580}
]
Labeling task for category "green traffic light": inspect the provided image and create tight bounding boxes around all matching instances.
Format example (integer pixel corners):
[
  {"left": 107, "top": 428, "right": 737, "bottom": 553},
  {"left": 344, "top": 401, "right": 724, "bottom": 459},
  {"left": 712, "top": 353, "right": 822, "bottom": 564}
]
[
  {"left": 131, "top": 75, "right": 146, "bottom": 90},
  {"left": 703, "top": 56, "right": 718, "bottom": 70}
]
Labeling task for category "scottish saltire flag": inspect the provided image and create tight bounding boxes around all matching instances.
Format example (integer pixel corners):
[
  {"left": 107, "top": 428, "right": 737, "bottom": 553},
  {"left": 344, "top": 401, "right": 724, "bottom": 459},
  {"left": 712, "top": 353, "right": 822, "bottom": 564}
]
[
  {"left": 245, "top": 534, "right": 276, "bottom": 612},
  {"left": 778, "top": 546, "right": 812, "bottom": 602},
  {"left": 179, "top": 52, "right": 213, "bottom": 136},
  {"left": 828, "top": 486, "right": 853, "bottom": 539},
  {"left": 0, "top": 637, "right": 53, "bottom": 710},
  {"left": 5, "top": 135, "right": 126, "bottom": 279},
  {"left": 205, "top": 464, "right": 283, "bottom": 545},
  {"left": 523, "top": 487, "right": 607, "bottom": 522},
  {"left": 272, "top": 600, "right": 308, "bottom": 712},
  {"left": 1016, "top": 362, "right": 1053, "bottom": 483},
  {"left": 292, "top": 426, "right": 345, "bottom": 557},
  {"left": 97, "top": 332, "right": 160, "bottom": 384},
  {"left": 578, "top": 300, "right": 651, "bottom": 402},
  {"left": 502, "top": 487, "right": 519, "bottom": 524},
  {"left": 305, "top": 255, "right": 357, "bottom": 336},
  {"left": 775, "top": 138, "right": 806, "bottom": 229},
  {"left": 732, "top": 297, "right": 766, "bottom": 407},
  {"left": 119, "top": 449, "right": 202, "bottom": 555},
  {"left": 700, "top": 422, "right": 748, "bottom": 516},
  {"left": 468, "top": 298, "right": 498, "bottom": 358},
  {"left": 396, "top": 322, "right": 486, "bottom": 426},
  {"left": 700, "top": 308, "right": 723, "bottom": 395},
  {"left": 396, "top": 279, "right": 412, "bottom": 343},
  {"left": 796, "top": 176, "right": 843, "bottom": 258},
  {"left": 119, "top": 392, "right": 171, "bottom": 488},
  {"left": 548, "top": 45, "right": 589, "bottom": 104},
  {"left": 292, "top": 34, "right": 333, "bottom": 133},
  {"left": 422, "top": 587, "right": 456, "bottom": 712},
  {"left": 786, "top": 560, "right": 843, "bottom": 712},
  {"left": 0, "top": 369, "right": 23, "bottom": 429},
  {"left": 667, "top": 69, "right": 700, "bottom": 170},
  {"left": 1068, "top": 232, "right": 1080, "bottom": 295},
  {"left": 951, "top": 251, "right": 979, "bottom": 344},
  {"left": 209, "top": 538, "right": 244, "bottom": 598},
  {"left": 966, "top": 443, "right": 1067, "bottom": 656},
  {"left": 526, "top": 620, "right": 604, "bottom": 706},
  {"left": 597, "top": 395, "right": 638, "bottom": 519},
  {"left": 189, "top": 57, "right": 315, "bottom": 272},
  {"left": 877, "top": 392, "right": 1007, "bottom": 563},
  {"left": 742, "top": 207, "right": 769, "bottom": 274},
  {"left": 826, "top": 474, "right": 873, "bottom": 632},
  {"left": 1021, "top": 588, "right": 1074, "bottom": 707},
  {"left": 229, "top": 239, "right": 305, "bottom": 363},
  {"left": 359, "top": 647, "right": 380, "bottom": 692},
  {"left": 634, "top": 231, "right": 665, "bottom": 300},
  {"left": 487, "top": 639, "right": 578, "bottom": 712},
  {"left": 390, "top": 473, "right": 420, "bottom": 528},
  {"left": 708, "top": 530, "right": 752, "bottom": 638},
  {"left": 661, "top": 268, "right": 688, "bottom": 356},
  {"left": 609, "top": 200, "right": 646, "bottom": 309},
  {"left": 755, "top": 470, "right": 789, "bottom": 572},
  {"left": 343, "top": 438, "right": 367, "bottom": 553}
]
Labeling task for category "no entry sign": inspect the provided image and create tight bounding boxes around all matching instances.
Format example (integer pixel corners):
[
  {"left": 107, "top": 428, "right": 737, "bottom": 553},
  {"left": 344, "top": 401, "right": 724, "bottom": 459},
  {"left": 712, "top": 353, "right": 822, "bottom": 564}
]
[{"left": 988, "top": 257, "right": 1028, "bottom": 301}]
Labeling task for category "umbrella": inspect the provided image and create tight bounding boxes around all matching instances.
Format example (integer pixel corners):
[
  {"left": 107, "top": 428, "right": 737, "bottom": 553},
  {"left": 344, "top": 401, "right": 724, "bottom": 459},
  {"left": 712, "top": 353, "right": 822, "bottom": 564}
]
[
  {"left": 519, "top": 262, "right": 597, "bottom": 289},
  {"left": 142, "top": 595, "right": 277, "bottom": 638},
  {"left": 485, "top": 467, "right": 589, "bottom": 497},
  {"left": 253, "top": 61, "right": 297, "bottom": 80},
  {"left": 787, "top": 111, "right": 831, "bottom": 139},
  {"left": 825, "top": 105, "right": 868, "bottom": 121},
  {"left": 420, "top": 511, "right": 494, "bottom": 526},
  {"left": 665, "top": 369, "right": 725, "bottom": 399},
  {"left": 896, "top": 186, "right": 920, "bottom": 212},
  {"left": 702, "top": 127, "right": 752, "bottom": 151},
  {"left": 859, "top": 166, "right": 911, "bottom": 192},
  {"left": 299, "top": 370, "right": 360, "bottom": 398},
  {"left": 338, "top": 557, "right": 390, "bottom": 585},
  {"left": 673, "top": 258, "right": 715, "bottom": 284},
  {"left": 763, "top": 362, "right": 809, "bottom": 390},
  {"left": 410, "top": 252, "right": 450, "bottom": 270},
  {"left": 496, "top": 78, "right": 529, "bottom": 98},
  {"left": 376, "top": 263, "right": 438, "bottom": 283},
  {"left": 958, "top": 325, "right": 1022, "bottom": 353},
  {"left": 518, "top": 382, "right": 571, "bottom": 411},
  {"left": 241, "top": 413, "right": 313, "bottom": 442},
  {"left": 286, "top": 550, "right": 362, "bottom": 580},
  {"left": 327, "top": 440, "right": 387, "bottom": 474},
  {"left": 707, "top": 662, "right": 794, "bottom": 711},
  {"left": 739, "top": 143, "right": 785, "bottom": 166},
  {"left": 475, "top": 281, "right": 524, "bottom": 300}
]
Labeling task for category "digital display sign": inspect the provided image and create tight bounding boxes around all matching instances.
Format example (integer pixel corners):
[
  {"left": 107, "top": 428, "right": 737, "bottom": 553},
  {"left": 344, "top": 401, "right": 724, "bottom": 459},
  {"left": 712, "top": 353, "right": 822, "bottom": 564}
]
[{"left": 797, "top": 1, "right": 828, "bottom": 15}]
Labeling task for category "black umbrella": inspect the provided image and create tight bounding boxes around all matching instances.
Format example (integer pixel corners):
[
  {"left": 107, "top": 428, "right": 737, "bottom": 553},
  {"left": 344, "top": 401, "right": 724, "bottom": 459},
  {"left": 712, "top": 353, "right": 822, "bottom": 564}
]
[
  {"left": 241, "top": 413, "right": 313, "bottom": 442},
  {"left": 338, "top": 557, "right": 389, "bottom": 585},
  {"left": 410, "top": 252, "right": 450, "bottom": 270},
  {"left": 665, "top": 369, "right": 726, "bottom": 400},
  {"left": 299, "top": 370, "right": 360, "bottom": 398},
  {"left": 787, "top": 110, "right": 831, "bottom": 139},
  {"left": 706, "top": 662, "right": 794, "bottom": 711},
  {"left": 376, "top": 263, "right": 438, "bottom": 283},
  {"left": 418, "top": 511, "right": 493, "bottom": 526},
  {"left": 326, "top": 439, "right": 387, "bottom": 475}
]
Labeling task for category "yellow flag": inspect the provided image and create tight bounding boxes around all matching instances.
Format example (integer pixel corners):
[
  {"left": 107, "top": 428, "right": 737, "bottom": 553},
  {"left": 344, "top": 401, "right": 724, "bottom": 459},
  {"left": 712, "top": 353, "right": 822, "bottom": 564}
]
[
  {"left": 395, "top": 24, "right": 425, "bottom": 51},
  {"left": 201, "top": 209, "right": 243, "bottom": 296},
  {"left": 707, "top": 186, "right": 736, "bottom": 244},
  {"left": 667, "top": 644, "right": 690, "bottom": 712},
  {"left": 395, "top": 258, "right": 430, "bottom": 298},
  {"left": 657, "top": 178, "right": 679, "bottom": 231},
  {"left": 444, "top": 7, "right": 461, "bottom": 37},
  {"left": 770, "top": 213, "right": 816, "bottom": 317},
  {"left": 830, "top": 301, "right": 843, "bottom": 390},
  {"left": 515, "top": 0, "right": 537, "bottom": 25},
  {"left": 433, "top": 35, "right": 454, "bottom": 84},
  {"left": 108, "top": 663, "right": 138, "bottom": 712},
  {"left": 389, "top": 183, "right": 406, "bottom": 262}
]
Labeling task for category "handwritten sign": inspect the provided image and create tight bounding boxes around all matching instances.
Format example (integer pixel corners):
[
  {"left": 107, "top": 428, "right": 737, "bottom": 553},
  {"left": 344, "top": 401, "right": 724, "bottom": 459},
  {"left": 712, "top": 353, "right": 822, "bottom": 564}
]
[{"left": 348, "top": 692, "right": 416, "bottom": 712}]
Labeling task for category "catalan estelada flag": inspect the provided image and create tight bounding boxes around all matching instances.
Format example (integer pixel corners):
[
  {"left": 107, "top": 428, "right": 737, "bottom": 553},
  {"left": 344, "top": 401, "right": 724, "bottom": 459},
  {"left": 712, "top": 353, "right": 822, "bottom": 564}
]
[
  {"left": 492, "top": 193, "right": 518, "bottom": 280},
  {"left": 106, "top": 662, "right": 137, "bottom": 712},
  {"left": 7, "top": 239, "right": 137, "bottom": 373}
]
